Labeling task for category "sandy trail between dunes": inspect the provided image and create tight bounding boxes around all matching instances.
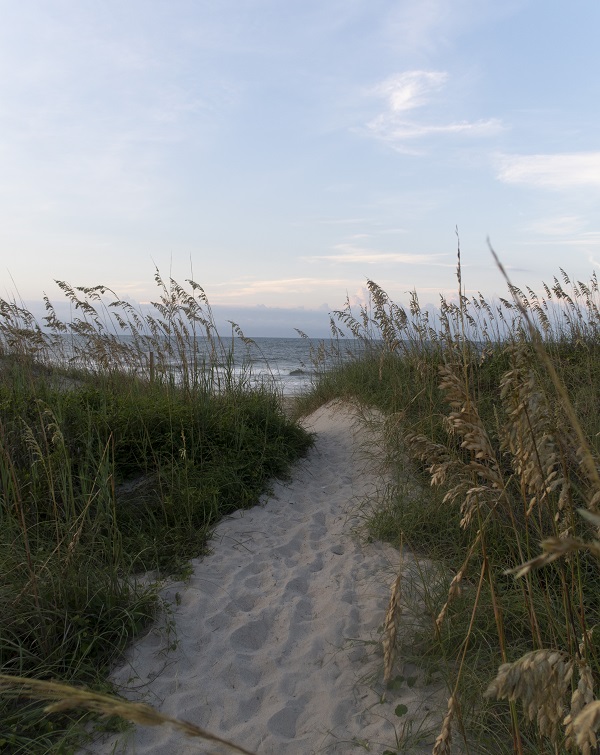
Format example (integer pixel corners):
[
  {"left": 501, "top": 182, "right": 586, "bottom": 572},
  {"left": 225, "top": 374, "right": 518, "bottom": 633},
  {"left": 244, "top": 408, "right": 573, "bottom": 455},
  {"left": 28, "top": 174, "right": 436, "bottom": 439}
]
[{"left": 83, "top": 401, "right": 441, "bottom": 755}]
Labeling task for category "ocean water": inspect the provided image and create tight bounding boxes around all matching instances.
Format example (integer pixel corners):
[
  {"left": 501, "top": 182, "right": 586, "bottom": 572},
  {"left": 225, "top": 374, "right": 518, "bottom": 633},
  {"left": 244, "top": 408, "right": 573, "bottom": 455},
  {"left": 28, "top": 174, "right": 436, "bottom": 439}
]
[
  {"left": 44, "top": 334, "right": 362, "bottom": 397},
  {"left": 201, "top": 336, "right": 361, "bottom": 396},
  {"left": 146, "top": 336, "right": 364, "bottom": 396}
]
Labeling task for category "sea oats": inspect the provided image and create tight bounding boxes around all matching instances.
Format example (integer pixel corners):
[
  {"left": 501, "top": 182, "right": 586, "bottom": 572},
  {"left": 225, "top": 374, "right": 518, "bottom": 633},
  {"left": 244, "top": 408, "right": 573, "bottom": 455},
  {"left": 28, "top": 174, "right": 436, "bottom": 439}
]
[
  {"left": 436, "top": 531, "right": 481, "bottom": 633},
  {"left": 572, "top": 701, "right": 600, "bottom": 754},
  {"left": 485, "top": 649, "right": 574, "bottom": 742},
  {"left": 435, "top": 566, "right": 466, "bottom": 634},
  {"left": 0, "top": 674, "right": 256, "bottom": 754},
  {"left": 565, "top": 662, "right": 595, "bottom": 752},
  {"left": 438, "top": 363, "right": 501, "bottom": 479},
  {"left": 508, "top": 536, "right": 600, "bottom": 579},
  {"left": 432, "top": 694, "right": 456, "bottom": 755},
  {"left": 382, "top": 556, "right": 403, "bottom": 685}
]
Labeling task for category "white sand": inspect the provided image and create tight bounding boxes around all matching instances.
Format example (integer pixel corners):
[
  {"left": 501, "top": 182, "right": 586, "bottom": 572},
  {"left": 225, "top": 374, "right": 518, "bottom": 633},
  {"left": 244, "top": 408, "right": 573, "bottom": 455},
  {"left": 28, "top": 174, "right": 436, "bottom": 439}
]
[{"left": 83, "top": 401, "right": 441, "bottom": 754}]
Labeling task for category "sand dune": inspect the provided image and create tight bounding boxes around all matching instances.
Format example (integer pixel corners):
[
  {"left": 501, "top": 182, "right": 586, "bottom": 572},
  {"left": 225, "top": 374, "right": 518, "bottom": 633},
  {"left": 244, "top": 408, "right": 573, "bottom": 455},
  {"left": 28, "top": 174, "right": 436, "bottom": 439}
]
[{"left": 83, "top": 401, "right": 441, "bottom": 754}]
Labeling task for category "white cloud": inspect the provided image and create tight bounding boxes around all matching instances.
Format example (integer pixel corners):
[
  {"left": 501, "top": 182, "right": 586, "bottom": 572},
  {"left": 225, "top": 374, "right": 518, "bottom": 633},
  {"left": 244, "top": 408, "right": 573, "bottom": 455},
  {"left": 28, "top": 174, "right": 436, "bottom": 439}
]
[
  {"left": 315, "top": 217, "right": 371, "bottom": 225},
  {"left": 306, "top": 243, "right": 451, "bottom": 265},
  {"left": 373, "top": 71, "right": 448, "bottom": 113},
  {"left": 526, "top": 215, "right": 585, "bottom": 236},
  {"left": 348, "top": 287, "right": 370, "bottom": 308},
  {"left": 368, "top": 116, "right": 502, "bottom": 143},
  {"left": 496, "top": 153, "right": 600, "bottom": 189},
  {"left": 519, "top": 232, "right": 600, "bottom": 247},
  {"left": 366, "top": 70, "right": 502, "bottom": 150},
  {"left": 209, "top": 277, "right": 353, "bottom": 298}
]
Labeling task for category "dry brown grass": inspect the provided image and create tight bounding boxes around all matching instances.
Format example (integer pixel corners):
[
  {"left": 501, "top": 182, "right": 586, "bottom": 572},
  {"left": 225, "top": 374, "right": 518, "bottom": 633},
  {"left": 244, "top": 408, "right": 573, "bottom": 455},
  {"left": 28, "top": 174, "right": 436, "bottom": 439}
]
[
  {"left": 485, "top": 650, "right": 574, "bottom": 742},
  {"left": 564, "top": 657, "right": 595, "bottom": 753},
  {"left": 305, "top": 254, "right": 600, "bottom": 751},
  {"left": 569, "top": 700, "right": 600, "bottom": 755},
  {"left": 0, "top": 674, "right": 256, "bottom": 754},
  {"left": 432, "top": 694, "right": 457, "bottom": 755},
  {"left": 382, "top": 552, "right": 403, "bottom": 685}
]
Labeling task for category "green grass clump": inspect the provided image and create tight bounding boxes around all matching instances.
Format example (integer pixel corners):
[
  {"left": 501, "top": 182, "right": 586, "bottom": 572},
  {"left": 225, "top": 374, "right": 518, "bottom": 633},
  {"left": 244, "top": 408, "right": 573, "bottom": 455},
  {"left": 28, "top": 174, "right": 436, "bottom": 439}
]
[
  {"left": 301, "top": 263, "right": 600, "bottom": 754},
  {"left": 0, "top": 274, "right": 312, "bottom": 753}
]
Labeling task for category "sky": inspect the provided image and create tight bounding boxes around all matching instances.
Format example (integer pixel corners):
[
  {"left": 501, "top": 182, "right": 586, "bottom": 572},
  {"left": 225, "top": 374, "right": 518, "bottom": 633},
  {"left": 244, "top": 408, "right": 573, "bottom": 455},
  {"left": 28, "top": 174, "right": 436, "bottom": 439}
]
[{"left": 1, "top": 0, "right": 600, "bottom": 336}]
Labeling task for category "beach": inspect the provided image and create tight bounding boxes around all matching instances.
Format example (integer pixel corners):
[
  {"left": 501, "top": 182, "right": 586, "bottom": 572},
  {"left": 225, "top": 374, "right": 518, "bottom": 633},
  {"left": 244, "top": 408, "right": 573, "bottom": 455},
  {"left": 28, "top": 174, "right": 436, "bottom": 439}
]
[{"left": 82, "top": 401, "right": 441, "bottom": 754}]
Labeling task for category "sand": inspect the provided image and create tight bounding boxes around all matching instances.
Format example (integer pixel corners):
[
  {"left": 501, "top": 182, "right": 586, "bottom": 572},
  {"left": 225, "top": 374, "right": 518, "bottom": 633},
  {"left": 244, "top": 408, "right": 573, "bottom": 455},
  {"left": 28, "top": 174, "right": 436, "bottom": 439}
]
[{"left": 83, "top": 401, "right": 441, "bottom": 754}]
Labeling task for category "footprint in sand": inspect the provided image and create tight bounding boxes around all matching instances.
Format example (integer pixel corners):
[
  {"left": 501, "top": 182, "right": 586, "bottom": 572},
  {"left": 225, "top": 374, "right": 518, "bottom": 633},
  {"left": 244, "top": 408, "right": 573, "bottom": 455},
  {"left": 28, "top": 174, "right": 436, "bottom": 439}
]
[{"left": 230, "top": 616, "right": 271, "bottom": 652}]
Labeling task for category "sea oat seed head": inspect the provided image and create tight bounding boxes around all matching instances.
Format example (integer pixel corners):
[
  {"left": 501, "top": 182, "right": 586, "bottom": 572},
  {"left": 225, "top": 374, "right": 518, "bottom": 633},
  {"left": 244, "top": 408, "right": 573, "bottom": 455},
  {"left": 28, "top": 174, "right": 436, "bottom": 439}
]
[{"left": 383, "top": 559, "right": 403, "bottom": 685}]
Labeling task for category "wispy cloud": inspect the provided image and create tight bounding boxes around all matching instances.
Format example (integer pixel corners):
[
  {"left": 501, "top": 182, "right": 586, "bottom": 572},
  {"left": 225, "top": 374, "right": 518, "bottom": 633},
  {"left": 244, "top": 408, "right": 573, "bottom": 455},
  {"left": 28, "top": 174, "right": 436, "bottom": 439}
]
[
  {"left": 366, "top": 70, "right": 502, "bottom": 151},
  {"left": 314, "top": 217, "right": 371, "bottom": 226},
  {"left": 369, "top": 117, "right": 502, "bottom": 143},
  {"left": 305, "top": 243, "right": 451, "bottom": 265},
  {"left": 496, "top": 152, "right": 600, "bottom": 189},
  {"left": 518, "top": 232, "right": 600, "bottom": 247},
  {"left": 373, "top": 71, "right": 447, "bottom": 113},
  {"left": 526, "top": 215, "right": 585, "bottom": 236},
  {"left": 209, "top": 277, "right": 354, "bottom": 298}
]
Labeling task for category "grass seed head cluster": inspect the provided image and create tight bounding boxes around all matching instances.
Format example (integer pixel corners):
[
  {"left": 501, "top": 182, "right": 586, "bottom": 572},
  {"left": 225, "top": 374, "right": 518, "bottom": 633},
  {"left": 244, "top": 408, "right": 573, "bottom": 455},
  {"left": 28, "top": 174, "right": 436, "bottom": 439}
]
[
  {"left": 5, "top": 256, "right": 600, "bottom": 753},
  {"left": 0, "top": 272, "right": 312, "bottom": 753},
  {"left": 299, "top": 257, "right": 600, "bottom": 754}
]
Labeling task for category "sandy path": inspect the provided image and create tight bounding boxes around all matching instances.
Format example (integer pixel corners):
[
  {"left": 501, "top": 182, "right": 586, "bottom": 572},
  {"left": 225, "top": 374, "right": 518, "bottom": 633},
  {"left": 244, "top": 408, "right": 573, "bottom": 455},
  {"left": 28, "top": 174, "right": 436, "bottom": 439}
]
[{"left": 84, "top": 401, "right": 439, "bottom": 754}]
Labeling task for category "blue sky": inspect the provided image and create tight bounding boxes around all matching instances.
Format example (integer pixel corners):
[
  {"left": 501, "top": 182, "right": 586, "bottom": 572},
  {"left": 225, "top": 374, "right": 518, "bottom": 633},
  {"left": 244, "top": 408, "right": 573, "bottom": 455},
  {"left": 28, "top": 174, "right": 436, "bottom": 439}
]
[{"left": 1, "top": 1, "right": 599, "bottom": 336}]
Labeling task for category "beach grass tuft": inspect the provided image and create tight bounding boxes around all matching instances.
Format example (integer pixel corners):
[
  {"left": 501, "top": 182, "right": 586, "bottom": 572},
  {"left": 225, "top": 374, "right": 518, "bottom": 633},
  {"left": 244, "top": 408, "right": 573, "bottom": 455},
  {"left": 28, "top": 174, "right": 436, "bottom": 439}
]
[
  {"left": 0, "top": 273, "right": 312, "bottom": 752},
  {"left": 7, "top": 252, "right": 600, "bottom": 753},
  {"left": 300, "top": 252, "right": 600, "bottom": 753},
  {"left": 0, "top": 674, "right": 256, "bottom": 754}
]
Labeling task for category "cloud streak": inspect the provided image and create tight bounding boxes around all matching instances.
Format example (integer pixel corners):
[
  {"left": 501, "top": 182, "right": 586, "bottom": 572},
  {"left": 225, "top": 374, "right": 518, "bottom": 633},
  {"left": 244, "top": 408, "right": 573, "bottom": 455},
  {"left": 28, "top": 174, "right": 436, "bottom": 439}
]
[
  {"left": 518, "top": 232, "right": 600, "bottom": 247},
  {"left": 526, "top": 215, "right": 585, "bottom": 236},
  {"left": 496, "top": 152, "right": 600, "bottom": 189},
  {"left": 366, "top": 70, "right": 502, "bottom": 150},
  {"left": 368, "top": 117, "right": 502, "bottom": 143},
  {"left": 306, "top": 243, "right": 451, "bottom": 265},
  {"left": 209, "top": 277, "right": 355, "bottom": 299}
]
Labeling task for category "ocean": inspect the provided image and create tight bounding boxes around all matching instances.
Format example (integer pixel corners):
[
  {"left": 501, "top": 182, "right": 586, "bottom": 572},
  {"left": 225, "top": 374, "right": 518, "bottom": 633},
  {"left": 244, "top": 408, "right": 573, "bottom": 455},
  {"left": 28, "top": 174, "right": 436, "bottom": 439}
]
[
  {"left": 186, "top": 336, "right": 362, "bottom": 396},
  {"left": 143, "top": 335, "right": 366, "bottom": 397},
  {"left": 43, "top": 334, "right": 363, "bottom": 397}
]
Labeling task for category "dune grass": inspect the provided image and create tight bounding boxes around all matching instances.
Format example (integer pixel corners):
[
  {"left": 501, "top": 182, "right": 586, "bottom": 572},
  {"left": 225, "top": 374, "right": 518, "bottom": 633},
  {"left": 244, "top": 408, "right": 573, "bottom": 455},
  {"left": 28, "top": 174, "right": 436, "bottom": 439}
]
[
  {"left": 5, "top": 254, "right": 600, "bottom": 754},
  {"left": 0, "top": 273, "right": 312, "bottom": 753},
  {"left": 299, "top": 256, "right": 600, "bottom": 754}
]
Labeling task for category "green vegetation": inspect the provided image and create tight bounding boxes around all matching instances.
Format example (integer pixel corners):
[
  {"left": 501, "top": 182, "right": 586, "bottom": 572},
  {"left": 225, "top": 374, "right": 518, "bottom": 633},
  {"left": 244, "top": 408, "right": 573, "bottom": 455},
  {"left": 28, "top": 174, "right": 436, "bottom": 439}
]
[
  {"left": 0, "top": 274, "right": 312, "bottom": 753},
  {"left": 299, "top": 259, "right": 600, "bottom": 754},
  {"left": 6, "top": 254, "right": 600, "bottom": 754}
]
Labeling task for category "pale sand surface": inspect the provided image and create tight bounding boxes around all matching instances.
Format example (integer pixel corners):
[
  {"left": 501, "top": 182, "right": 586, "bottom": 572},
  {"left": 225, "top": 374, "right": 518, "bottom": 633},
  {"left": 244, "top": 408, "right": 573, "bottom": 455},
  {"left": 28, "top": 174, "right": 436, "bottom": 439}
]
[{"left": 83, "top": 401, "right": 441, "bottom": 754}]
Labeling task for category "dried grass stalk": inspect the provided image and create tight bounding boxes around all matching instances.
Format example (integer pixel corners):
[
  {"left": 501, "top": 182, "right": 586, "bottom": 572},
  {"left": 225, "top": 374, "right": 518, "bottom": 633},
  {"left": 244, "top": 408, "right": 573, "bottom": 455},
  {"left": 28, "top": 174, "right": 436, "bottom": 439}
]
[
  {"left": 435, "top": 530, "right": 482, "bottom": 634},
  {"left": 491, "top": 247, "right": 600, "bottom": 499},
  {"left": 382, "top": 555, "right": 403, "bottom": 685},
  {"left": 485, "top": 650, "right": 574, "bottom": 743},
  {"left": 406, "top": 363, "right": 506, "bottom": 534},
  {"left": 500, "top": 349, "right": 565, "bottom": 516},
  {"left": 564, "top": 662, "right": 595, "bottom": 753},
  {"left": 432, "top": 694, "right": 456, "bottom": 755},
  {"left": 507, "top": 536, "right": 600, "bottom": 579},
  {"left": 0, "top": 674, "right": 256, "bottom": 755},
  {"left": 571, "top": 700, "right": 600, "bottom": 755},
  {"left": 436, "top": 567, "right": 465, "bottom": 634},
  {"left": 438, "top": 363, "right": 502, "bottom": 488}
]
